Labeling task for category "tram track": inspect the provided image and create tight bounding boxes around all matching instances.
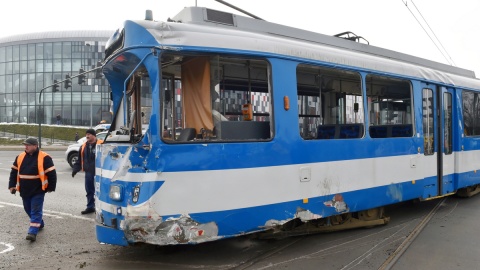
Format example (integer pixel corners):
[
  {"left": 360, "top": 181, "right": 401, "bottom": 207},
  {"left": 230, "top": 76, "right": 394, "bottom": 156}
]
[
  {"left": 229, "top": 215, "right": 427, "bottom": 269},
  {"left": 228, "top": 199, "right": 445, "bottom": 270},
  {"left": 378, "top": 197, "right": 446, "bottom": 270},
  {"left": 228, "top": 236, "right": 307, "bottom": 270}
]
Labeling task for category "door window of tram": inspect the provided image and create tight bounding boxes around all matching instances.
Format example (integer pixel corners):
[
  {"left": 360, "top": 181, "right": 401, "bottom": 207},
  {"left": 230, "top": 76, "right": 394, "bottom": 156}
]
[
  {"left": 443, "top": 92, "right": 452, "bottom": 154},
  {"left": 462, "top": 90, "right": 480, "bottom": 136},
  {"left": 160, "top": 54, "right": 272, "bottom": 142},
  {"left": 366, "top": 75, "right": 413, "bottom": 139},
  {"left": 296, "top": 64, "right": 364, "bottom": 140},
  {"left": 423, "top": 88, "right": 434, "bottom": 155}
]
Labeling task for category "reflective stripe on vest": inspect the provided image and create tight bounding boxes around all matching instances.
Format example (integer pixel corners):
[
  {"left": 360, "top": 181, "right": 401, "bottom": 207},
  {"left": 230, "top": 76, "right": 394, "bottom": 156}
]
[
  {"left": 79, "top": 139, "right": 104, "bottom": 171},
  {"left": 16, "top": 151, "right": 51, "bottom": 191}
]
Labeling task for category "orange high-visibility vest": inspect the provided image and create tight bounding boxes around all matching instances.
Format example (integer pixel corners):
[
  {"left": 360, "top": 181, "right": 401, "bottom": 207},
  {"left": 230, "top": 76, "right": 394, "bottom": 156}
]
[
  {"left": 14, "top": 151, "right": 53, "bottom": 191},
  {"left": 79, "top": 140, "right": 103, "bottom": 171}
]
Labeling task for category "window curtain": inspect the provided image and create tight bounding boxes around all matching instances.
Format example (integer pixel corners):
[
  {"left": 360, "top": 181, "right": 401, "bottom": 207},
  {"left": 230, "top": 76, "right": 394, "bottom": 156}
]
[{"left": 181, "top": 57, "right": 214, "bottom": 133}]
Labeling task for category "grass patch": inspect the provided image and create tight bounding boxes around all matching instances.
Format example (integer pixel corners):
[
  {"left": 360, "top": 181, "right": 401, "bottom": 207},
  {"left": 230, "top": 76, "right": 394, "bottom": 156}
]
[
  {"left": 0, "top": 137, "right": 24, "bottom": 145},
  {"left": 0, "top": 123, "right": 88, "bottom": 144}
]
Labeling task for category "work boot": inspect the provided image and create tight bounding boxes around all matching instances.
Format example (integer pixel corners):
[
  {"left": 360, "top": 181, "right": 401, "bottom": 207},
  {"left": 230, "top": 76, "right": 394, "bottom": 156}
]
[
  {"left": 26, "top": 234, "right": 36, "bottom": 241},
  {"left": 81, "top": 208, "right": 95, "bottom": 214}
]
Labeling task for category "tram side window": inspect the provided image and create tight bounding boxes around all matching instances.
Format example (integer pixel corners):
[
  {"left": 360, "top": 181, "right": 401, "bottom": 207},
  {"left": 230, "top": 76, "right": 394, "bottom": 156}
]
[
  {"left": 296, "top": 64, "right": 364, "bottom": 140},
  {"left": 366, "top": 75, "right": 413, "bottom": 138},
  {"left": 462, "top": 90, "right": 480, "bottom": 136},
  {"left": 161, "top": 54, "right": 272, "bottom": 142}
]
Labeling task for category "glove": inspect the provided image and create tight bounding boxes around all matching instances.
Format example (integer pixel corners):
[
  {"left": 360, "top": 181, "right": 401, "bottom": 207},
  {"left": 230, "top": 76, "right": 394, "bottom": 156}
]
[
  {"left": 72, "top": 171, "right": 77, "bottom": 177},
  {"left": 10, "top": 188, "right": 16, "bottom": 195}
]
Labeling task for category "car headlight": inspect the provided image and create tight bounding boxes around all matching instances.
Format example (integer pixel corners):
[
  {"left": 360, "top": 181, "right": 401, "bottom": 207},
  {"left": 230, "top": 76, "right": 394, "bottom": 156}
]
[{"left": 109, "top": 185, "right": 123, "bottom": 201}]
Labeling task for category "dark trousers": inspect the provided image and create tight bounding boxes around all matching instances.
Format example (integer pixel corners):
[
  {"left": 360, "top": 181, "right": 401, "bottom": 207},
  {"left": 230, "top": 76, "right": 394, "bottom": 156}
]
[
  {"left": 85, "top": 171, "right": 95, "bottom": 209},
  {"left": 22, "top": 192, "right": 45, "bottom": 235}
]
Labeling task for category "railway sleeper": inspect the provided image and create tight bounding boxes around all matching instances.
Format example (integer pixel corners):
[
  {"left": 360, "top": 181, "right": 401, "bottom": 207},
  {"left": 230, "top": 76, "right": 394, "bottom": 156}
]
[{"left": 257, "top": 207, "right": 390, "bottom": 239}]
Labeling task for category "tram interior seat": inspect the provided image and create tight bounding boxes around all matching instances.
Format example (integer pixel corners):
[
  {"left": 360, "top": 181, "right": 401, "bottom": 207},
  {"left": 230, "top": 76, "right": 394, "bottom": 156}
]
[
  {"left": 216, "top": 121, "right": 270, "bottom": 140},
  {"left": 178, "top": 128, "right": 197, "bottom": 141},
  {"left": 369, "top": 124, "right": 413, "bottom": 138},
  {"left": 317, "top": 124, "right": 364, "bottom": 139}
]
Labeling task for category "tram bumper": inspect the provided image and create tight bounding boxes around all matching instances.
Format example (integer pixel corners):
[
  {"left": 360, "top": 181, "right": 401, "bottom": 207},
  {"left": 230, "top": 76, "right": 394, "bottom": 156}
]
[
  {"left": 123, "top": 213, "right": 221, "bottom": 245},
  {"left": 96, "top": 203, "right": 221, "bottom": 246},
  {"left": 96, "top": 224, "right": 129, "bottom": 246}
]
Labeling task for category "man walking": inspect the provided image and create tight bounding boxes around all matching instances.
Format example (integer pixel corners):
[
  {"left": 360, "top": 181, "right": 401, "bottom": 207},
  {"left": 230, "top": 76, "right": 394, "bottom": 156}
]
[
  {"left": 72, "top": 129, "right": 103, "bottom": 214},
  {"left": 56, "top": 114, "right": 62, "bottom": 125},
  {"left": 8, "top": 137, "right": 57, "bottom": 242}
]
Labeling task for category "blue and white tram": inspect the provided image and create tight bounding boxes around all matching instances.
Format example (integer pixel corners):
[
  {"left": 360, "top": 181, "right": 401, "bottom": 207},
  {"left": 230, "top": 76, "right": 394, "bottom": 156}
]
[{"left": 95, "top": 6, "right": 480, "bottom": 246}]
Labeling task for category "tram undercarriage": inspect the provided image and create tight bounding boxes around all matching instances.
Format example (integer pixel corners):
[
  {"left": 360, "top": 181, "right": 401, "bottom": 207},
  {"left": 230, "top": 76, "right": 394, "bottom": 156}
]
[
  {"left": 257, "top": 207, "right": 390, "bottom": 239},
  {"left": 456, "top": 184, "right": 480, "bottom": 197},
  {"left": 257, "top": 184, "right": 480, "bottom": 240}
]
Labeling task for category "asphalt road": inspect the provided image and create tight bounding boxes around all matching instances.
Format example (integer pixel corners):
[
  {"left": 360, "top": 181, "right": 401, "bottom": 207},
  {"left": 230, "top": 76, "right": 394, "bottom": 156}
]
[{"left": 1, "top": 150, "right": 479, "bottom": 269}]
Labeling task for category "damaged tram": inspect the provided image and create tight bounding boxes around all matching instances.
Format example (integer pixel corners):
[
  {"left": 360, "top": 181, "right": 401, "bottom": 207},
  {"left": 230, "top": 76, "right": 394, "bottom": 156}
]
[{"left": 95, "top": 6, "right": 480, "bottom": 246}]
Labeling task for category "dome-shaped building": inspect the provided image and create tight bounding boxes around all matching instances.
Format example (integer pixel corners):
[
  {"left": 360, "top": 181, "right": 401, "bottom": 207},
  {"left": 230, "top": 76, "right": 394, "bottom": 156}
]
[{"left": 0, "top": 30, "right": 113, "bottom": 126}]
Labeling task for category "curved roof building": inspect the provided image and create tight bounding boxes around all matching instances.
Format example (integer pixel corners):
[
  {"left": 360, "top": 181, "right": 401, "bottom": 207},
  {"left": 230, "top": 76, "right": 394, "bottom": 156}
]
[{"left": 0, "top": 30, "right": 113, "bottom": 126}]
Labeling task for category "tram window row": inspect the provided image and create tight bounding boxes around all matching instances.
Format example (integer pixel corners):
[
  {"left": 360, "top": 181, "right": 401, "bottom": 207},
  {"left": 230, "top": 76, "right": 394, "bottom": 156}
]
[{"left": 155, "top": 53, "right": 477, "bottom": 148}]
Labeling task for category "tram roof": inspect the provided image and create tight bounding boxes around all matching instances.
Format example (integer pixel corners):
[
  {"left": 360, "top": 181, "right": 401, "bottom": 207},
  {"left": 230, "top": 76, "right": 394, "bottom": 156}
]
[
  {"left": 122, "top": 7, "right": 480, "bottom": 89},
  {"left": 168, "top": 7, "right": 474, "bottom": 78}
]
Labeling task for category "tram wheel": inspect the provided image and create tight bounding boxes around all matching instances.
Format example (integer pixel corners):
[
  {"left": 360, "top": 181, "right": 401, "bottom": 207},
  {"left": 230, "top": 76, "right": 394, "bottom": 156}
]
[
  {"left": 330, "top": 213, "right": 352, "bottom": 225},
  {"left": 358, "top": 207, "right": 384, "bottom": 221},
  {"left": 457, "top": 184, "right": 480, "bottom": 197}
]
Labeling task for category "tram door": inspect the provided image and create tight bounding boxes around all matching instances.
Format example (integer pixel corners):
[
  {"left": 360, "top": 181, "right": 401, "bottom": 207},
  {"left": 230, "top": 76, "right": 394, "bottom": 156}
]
[{"left": 422, "top": 84, "right": 455, "bottom": 198}]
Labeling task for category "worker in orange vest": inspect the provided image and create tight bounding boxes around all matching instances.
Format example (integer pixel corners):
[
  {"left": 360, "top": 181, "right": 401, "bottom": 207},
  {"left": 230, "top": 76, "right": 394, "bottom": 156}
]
[
  {"left": 72, "top": 129, "right": 103, "bottom": 214},
  {"left": 8, "top": 137, "right": 57, "bottom": 242}
]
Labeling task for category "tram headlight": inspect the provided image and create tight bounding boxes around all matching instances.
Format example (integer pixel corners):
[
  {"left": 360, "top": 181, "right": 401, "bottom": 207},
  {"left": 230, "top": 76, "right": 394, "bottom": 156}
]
[{"left": 109, "top": 184, "right": 123, "bottom": 201}]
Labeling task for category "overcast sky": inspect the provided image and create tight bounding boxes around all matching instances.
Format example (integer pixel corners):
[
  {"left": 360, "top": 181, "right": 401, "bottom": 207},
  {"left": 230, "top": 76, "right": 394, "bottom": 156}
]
[{"left": 1, "top": 0, "right": 479, "bottom": 78}]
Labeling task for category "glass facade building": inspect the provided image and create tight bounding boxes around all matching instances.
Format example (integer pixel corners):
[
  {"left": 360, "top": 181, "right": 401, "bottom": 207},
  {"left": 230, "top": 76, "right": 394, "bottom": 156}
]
[{"left": 0, "top": 30, "right": 113, "bottom": 126}]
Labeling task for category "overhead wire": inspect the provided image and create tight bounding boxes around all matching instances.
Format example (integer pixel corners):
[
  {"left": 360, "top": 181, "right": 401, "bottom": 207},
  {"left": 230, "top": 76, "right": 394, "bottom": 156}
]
[
  {"left": 401, "top": 0, "right": 456, "bottom": 66},
  {"left": 410, "top": 1, "right": 456, "bottom": 66}
]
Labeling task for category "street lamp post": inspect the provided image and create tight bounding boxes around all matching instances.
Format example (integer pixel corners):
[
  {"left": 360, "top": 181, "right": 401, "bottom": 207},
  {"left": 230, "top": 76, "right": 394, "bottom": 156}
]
[
  {"left": 38, "top": 88, "right": 46, "bottom": 148},
  {"left": 37, "top": 80, "right": 59, "bottom": 148},
  {"left": 86, "top": 44, "right": 94, "bottom": 127},
  {"left": 35, "top": 61, "right": 102, "bottom": 146},
  {"left": 90, "top": 87, "right": 93, "bottom": 127}
]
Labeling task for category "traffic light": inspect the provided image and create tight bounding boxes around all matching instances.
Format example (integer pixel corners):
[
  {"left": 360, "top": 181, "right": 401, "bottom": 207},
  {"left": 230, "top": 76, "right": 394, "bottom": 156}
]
[
  {"left": 52, "top": 80, "right": 59, "bottom": 92},
  {"left": 95, "top": 61, "right": 103, "bottom": 79},
  {"left": 78, "top": 68, "right": 86, "bottom": 84},
  {"left": 64, "top": 74, "right": 71, "bottom": 89}
]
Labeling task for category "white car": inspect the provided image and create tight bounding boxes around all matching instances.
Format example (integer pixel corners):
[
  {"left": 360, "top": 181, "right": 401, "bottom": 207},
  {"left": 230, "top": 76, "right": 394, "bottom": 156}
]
[
  {"left": 93, "top": 123, "right": 111, "bottom": 133},
  {"left": 65, "top": 131, "right": 108, "bottom": 168}
]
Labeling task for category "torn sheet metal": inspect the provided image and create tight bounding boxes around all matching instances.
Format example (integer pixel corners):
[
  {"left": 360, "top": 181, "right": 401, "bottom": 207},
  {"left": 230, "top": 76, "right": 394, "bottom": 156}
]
[
  {"left": 123, "top": 208, "right": 220, "bottom": 245},
  {"left": 295, "top": 208, "right": 323, "bottom": 221},
  {"left": 264, "top": 207, "right": 324, "bottom": 228},
  {"left": 324, "top": 194, "right": 349, "bottom": 213}
]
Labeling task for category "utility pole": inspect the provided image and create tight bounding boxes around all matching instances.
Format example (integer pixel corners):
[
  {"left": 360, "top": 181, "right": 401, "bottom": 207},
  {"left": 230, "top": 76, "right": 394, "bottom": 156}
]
[
  {"left": 36, "top": 63, "right": 103, "bottom": 147},
  {"left": 38, "top": 80, "right": 60, "bottom": 148}
]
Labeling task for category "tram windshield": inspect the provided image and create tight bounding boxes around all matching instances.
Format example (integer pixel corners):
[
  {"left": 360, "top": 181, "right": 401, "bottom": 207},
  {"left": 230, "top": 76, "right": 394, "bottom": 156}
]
[{"left": 106, "top": 53, "right": 153, "bottom": 144}]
